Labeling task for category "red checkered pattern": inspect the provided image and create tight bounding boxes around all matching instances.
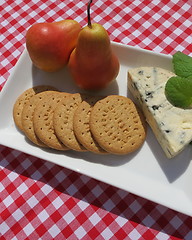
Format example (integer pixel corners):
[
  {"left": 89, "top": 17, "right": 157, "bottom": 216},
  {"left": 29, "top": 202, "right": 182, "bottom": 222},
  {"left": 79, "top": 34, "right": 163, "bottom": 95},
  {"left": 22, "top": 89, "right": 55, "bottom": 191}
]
[{"left": 1, "top": 0, "right": 192, "bottom": 239}]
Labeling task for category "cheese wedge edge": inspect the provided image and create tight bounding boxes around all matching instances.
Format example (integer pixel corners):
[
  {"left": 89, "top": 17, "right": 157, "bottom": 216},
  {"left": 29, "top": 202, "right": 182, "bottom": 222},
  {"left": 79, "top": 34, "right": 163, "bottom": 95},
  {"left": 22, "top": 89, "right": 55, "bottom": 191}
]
[{"left": 128, "top": 67, "right": 192, "bottom": 158}]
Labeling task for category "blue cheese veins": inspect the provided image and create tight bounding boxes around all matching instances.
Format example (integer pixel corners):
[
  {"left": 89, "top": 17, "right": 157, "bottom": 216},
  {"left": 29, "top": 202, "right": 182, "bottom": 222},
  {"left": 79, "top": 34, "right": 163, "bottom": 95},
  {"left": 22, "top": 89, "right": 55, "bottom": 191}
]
[{"left": 128, "top": 67, "right": 192, "bottom": 158}]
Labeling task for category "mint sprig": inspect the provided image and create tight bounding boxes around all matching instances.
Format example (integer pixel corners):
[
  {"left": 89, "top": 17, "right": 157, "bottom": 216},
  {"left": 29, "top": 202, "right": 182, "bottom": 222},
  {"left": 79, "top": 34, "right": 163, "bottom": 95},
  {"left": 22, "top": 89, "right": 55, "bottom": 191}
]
[
  {"left": 173, "top": 51, "right": 192, "bottom": 78},
  {"left": 165, "top": 76, "right": 192, "bottom": 108},
  {"left": 165, "top": 52, "right": 192, "bottom": 109}
]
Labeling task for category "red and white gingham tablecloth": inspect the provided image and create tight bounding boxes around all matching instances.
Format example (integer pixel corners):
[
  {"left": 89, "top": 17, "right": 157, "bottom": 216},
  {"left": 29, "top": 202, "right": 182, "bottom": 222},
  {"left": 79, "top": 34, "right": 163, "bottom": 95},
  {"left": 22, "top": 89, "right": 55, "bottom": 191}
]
[{"left": 1, "top": 0, "right": 192, "bottom": 239}]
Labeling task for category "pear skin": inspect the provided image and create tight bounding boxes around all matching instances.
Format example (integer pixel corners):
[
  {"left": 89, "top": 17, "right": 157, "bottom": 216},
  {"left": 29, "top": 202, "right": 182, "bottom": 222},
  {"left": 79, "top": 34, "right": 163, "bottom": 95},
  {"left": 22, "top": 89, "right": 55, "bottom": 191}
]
[
  {"left": 68, "top": 23, "right": 120, "bottom": 90},
  {"left": 26, "top": 20, "right": 81, "bottom": 72}
]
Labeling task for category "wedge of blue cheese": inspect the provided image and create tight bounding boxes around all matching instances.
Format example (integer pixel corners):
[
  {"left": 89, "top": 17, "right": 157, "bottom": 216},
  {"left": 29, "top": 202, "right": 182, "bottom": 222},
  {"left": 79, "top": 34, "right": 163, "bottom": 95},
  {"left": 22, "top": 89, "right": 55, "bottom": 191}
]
[{"left": 128, "top": 67, "right": 192, "bottom": 158}]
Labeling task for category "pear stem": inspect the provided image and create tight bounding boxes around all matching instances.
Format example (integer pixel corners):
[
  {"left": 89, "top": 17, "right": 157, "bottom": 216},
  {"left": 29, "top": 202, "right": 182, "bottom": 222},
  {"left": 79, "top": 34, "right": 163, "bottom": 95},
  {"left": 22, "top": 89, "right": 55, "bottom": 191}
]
[{"left": 87, "top": 0, "right": 92, "bottom": 28}]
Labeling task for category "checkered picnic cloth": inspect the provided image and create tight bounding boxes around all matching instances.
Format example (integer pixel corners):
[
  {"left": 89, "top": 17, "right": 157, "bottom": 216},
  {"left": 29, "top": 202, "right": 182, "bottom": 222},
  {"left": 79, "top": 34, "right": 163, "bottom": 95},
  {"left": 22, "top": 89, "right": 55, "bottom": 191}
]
[{"left": 1, "top": 0, "right": 192, "bottom": 239}]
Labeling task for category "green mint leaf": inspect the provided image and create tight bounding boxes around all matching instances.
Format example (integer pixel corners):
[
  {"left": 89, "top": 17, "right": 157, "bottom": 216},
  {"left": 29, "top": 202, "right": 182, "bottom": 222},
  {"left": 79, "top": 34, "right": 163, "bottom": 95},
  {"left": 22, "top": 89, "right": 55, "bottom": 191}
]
[
  {"left": 165, "top": 76, "right": 192, "bottom": 109},
  {"left": 173, "top": 51, "right": 192, "bottom": 78}
]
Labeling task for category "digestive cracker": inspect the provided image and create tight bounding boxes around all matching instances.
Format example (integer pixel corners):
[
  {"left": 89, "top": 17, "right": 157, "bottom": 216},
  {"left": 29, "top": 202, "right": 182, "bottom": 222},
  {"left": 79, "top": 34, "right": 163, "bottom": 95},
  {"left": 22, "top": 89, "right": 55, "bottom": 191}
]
[
  {"left": 89, "top": 95, "right": 146, "bottom": 155},
  {"left": 73, "top": 96, "right": 108, "bottom": 154},
  {"left": 53, "top": 93, "right": 88, "bottom": 152},
  {"left": 22, "top": 91, "right": 61, "bottom": 147},
  {"left": 33, "top": 92, "right": 69, "bottom": 150},
  {"left": 13, "top": 85, "right": 57, "bottom": 131}
]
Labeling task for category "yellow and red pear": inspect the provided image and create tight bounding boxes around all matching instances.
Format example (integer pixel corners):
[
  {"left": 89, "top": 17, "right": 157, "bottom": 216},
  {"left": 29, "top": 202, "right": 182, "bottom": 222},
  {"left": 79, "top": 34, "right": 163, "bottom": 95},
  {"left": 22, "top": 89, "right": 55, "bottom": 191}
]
[
  {"left": 68, "top": 1, "right": 119, "bottom": 90},
  {"left": 26, "top": 19, "right": 81, "bottom": 72}
]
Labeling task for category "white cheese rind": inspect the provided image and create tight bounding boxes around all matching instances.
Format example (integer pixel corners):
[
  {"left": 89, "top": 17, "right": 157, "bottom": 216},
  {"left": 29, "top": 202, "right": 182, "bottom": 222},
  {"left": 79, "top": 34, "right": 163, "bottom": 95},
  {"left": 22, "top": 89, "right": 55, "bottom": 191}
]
[{"left": 128, "top": 67, "right": 192, "bottom": 158}]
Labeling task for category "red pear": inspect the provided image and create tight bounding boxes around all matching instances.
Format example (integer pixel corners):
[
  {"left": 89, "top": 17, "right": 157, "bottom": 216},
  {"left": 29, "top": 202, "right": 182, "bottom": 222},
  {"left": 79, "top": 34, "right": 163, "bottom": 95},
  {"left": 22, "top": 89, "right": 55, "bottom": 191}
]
[
  {"left": 68, "top": 1, "right": 119, "bottom": 90},
  {"left": 26, "top": 20, "right": 81, "bottom": 72}
]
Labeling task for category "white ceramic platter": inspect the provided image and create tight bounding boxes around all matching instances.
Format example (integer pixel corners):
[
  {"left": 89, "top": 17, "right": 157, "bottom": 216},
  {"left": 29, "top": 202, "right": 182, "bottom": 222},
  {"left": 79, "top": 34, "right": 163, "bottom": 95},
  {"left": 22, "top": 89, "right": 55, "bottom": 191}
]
[{"left": 1, "top": 42, "right": 192, "bottom": 216}]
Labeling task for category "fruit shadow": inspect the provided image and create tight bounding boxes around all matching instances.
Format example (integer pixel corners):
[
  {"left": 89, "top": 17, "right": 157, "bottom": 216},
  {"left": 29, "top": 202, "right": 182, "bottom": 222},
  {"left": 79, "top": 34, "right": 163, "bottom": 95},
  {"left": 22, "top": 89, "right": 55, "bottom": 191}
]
[
  {"left": 31, "top": 65, "right": 120, "bottom": 95},
  {"left": 146, "top": 127, "right": 192, "bottom": 183}
]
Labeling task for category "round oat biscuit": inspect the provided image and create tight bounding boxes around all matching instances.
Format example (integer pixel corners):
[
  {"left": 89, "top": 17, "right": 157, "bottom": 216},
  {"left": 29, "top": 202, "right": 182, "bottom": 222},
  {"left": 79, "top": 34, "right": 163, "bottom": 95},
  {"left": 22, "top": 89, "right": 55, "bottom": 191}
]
[
  {"left": 22, "top": 91, "right": 61, "bottom": 147},
  {"left": 73, "top": 96, "right": 108, "bottom": 154},
  {"left": 53, "top": 93, "right": 87, "bottom": 152},
  {"left": 33, "top": 92, "right": 70, "bottom": 151},
  {"left": 13, "top": 85, "right": 57, "bottom": 131},
  {"left": 89, "top": 95, "right": 146, "bottom": 155}
]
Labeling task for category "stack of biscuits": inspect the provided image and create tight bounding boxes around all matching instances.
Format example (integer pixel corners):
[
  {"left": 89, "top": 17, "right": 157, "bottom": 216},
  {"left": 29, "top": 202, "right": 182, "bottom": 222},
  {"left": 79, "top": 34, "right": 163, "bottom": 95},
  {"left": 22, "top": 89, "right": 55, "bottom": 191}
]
[{"left": 13, "top": 85, "right": 147, "bottom": 155}]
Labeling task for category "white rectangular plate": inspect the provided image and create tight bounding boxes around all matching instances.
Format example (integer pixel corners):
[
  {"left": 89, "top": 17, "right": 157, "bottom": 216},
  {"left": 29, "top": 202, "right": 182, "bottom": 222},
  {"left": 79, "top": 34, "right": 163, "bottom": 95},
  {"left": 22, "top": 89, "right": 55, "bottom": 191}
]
[{"left": 1, "top": 42, "right": 192, "bottom": 216}]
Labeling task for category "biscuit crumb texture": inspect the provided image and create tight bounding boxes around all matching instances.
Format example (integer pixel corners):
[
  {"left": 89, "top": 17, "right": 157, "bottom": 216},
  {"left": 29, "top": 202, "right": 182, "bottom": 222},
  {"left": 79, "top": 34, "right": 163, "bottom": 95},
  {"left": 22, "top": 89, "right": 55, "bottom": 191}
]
[
  {"left": 13, "top": 85, "right": 58, "bottom": 131},
  {"left": 73, "top": 96, "right": 108, "bottom": 154},
  {"left": 53, "top": 93, "right": 87, "bottom": 152},
  {"left": 33, "top": 92, "right": 69, "bottom": 150},
  {"left": 89, "top": 95, "right": 146, "bottom": 155}
]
